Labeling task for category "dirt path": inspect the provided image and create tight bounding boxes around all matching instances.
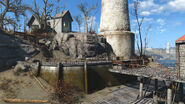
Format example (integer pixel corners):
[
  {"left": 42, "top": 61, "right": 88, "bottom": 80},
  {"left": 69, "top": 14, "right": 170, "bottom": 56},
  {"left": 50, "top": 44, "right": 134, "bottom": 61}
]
[{"left": 0, "top": 69, "right": 52, "bottom": 104}]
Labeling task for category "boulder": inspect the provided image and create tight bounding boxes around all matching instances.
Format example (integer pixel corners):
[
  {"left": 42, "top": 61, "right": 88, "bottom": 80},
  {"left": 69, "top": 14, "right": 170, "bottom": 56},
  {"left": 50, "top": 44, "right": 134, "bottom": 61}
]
[{"left": 50, "top": 33, "right": 114, "bottom": 60}]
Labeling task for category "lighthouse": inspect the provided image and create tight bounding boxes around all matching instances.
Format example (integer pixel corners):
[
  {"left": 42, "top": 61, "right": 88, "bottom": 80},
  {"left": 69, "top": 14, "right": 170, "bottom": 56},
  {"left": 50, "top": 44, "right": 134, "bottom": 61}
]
[{"left": 99, "top": 0, "right": 135, "bottom": 60}]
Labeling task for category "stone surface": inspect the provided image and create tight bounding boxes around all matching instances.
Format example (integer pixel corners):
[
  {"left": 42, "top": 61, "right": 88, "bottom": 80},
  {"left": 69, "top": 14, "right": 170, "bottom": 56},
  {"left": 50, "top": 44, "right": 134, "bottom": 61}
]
[
  {"left": 99, "top": 0, "right": 135, "bottom": 60},
  {"left": 100, "top": 0, "right": 130, "bottom": 32},
  {"left": 0, "top": 32, "right": 38, "bottom": 69},
  {"left": 49, "top": 33, "right": 114, "bottom": 60}
]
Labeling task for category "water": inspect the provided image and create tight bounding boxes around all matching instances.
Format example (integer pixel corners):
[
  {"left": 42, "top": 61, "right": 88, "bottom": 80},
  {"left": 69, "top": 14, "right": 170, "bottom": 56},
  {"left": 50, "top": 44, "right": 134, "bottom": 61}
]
[
  {"left": 156, "top": 60, "right": 185, "bottom": 93},
  {"left": 155, "top": 60, "right": 176, "bottom": 67}
]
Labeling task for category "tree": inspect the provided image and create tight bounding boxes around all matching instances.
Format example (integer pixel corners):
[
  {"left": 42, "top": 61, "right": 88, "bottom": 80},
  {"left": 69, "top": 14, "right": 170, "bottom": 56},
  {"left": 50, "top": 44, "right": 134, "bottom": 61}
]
[
  {"left": 31, "top": 0, "right": 53, "bottom": 31},
  {"left": 0, "top": 0, "right": 30, "bottom": 30},
  {"left": 42, "top": 0, "right": 53, "bottom": 31},
  {"left": 78, "top": 2, "right": 97, "bottom": 33},
  {"left": 73, "top": 15, "right": 82, "bottom": 33},
  {"left": 133, "top": 0, "right": 152, "bottom": 56},
  {"left": 52, "top": 0, "right": 65, "bottom": 32}
]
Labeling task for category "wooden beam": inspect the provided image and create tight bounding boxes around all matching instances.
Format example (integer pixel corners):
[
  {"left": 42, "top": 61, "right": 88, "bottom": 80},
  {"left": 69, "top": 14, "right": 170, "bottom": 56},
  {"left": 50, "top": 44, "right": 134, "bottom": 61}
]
[
  {"left": 84, "top": 61, "right": 88, "bottom": 94},
  {"left": 153, "top": 79, "right": 158, "bottom": 104},
  {"left": 167, "top": 83, "right": 172, "bottom": 104},
  {"left": 179, "top": 83, "right": 184, "bottom": 104},
  {"left": 2, "top": 98, "right": 56, "bottom": 103},
  {"left": 139, "top": 77, "right": 144, "bottom": 99}
]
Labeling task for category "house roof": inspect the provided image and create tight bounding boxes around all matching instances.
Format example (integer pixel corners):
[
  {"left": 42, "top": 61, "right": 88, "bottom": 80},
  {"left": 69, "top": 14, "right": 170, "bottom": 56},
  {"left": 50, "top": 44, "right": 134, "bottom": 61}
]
[
  {"left": 53, "top": 10, "right": 73, "bottom": 21},
  {"left": 27, "top": 14, "right": 44, "bottom": 27},
  {"left": 176, "top": 35, "right": 185, "bottom": 43}
]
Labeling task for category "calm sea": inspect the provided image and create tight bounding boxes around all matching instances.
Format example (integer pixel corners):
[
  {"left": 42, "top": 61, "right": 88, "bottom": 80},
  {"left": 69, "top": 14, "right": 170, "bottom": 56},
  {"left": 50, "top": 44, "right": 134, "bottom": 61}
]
[{"left": 155, "top": 60, "right": 176, "bottom": 67}]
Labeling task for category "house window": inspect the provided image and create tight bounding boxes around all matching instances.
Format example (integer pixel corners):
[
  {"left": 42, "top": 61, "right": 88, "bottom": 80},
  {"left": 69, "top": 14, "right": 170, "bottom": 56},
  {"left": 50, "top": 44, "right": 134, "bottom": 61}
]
[
  {"left": 47, "top": 22, "right": 51, "bottom": 26},
  {"left": 63, "top": 22, "right": 66, "bottom": 26}
]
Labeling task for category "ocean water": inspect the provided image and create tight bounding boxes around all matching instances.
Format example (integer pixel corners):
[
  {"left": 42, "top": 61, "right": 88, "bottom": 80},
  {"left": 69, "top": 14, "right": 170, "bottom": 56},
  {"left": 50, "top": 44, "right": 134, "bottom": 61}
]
[
  {"left": 155, "top": 60, "right": 176, "bottom": 67},
  {"left": 156, "top": 60, "right": 185, "bottom": 93}
]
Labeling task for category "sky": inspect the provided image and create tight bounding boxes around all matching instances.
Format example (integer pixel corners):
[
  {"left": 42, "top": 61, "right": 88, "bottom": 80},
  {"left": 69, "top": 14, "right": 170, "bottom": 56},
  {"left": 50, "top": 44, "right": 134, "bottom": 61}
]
[{"left": 18, "top": 0, "right": 185, "bottom": 48}]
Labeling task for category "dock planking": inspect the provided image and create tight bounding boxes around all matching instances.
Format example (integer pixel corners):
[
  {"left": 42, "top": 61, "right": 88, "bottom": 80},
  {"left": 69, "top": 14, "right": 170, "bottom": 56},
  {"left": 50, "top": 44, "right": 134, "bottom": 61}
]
[{"left": 109, "top": 66, "right": 185, "bottom": 83}]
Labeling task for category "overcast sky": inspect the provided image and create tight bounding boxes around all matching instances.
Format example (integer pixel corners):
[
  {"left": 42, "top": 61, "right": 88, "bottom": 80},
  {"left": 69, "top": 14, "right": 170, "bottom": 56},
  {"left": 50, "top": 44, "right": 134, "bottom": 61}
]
[{"left": 23, "top": 0, "right": 185, "bottom": 48}]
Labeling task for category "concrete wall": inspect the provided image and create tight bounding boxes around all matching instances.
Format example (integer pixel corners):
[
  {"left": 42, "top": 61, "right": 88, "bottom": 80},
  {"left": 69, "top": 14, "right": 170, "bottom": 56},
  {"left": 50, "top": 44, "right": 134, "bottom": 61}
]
[
  {"left": 100, "top": 0, "right": 130, "bottom": 32},
  {"left": 39, "top": 64, "right": 128, "bottom": 92},
  {"left": 103, "top": 31, "right": 135, "bottom": 59},
  {"left": 40, "top": 65, "right": 59, "bottom": 86},
  {"left": 99, "top": 0, "right": 134, "bottom": 60}
]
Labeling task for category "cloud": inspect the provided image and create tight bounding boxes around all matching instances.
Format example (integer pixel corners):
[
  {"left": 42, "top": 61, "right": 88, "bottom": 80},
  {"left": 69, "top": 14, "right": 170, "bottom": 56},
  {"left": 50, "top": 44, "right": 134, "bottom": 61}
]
[
  {"left": 156, "top": 18, "right": 166, "bottom": 33},
  {"left": 157, "top": 19, "right": 165, "bottom": 26},
  {"left": 140, "top": 11, "right": 151, "bottom": 16},
  {"left": 139, "top": 0, "right": 159, "bottom": 10},
  {"left": 130, "top": 0, "right": 185, "bottom": 16},
  {"left": 168, "top": 0, "right": 185, "bottom": 12}
]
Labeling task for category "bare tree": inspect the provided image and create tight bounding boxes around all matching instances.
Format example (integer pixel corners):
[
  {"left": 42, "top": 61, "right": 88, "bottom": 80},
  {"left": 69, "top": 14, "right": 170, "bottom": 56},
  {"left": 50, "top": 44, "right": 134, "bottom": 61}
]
[
  {"left": 23, "top": 16, "right": 28, "bottom": 32},
  {"left": 134, "top": 0, "right": 144, "bottom": 56},
  {"left": 133, "top": 0, "right": 152, "bottom": 56},
  {"left": 43, "top": 0, "right": 53, "bottom": 31},
  {"left": 0, "top": 0, "right": 30, "bottom": 30},
  {"left": 52, "top": 0, "right": 65, "bottom": 32},
  {"left": 73, "top": 15, "right": 82, "bottom": 33},
  {"left": 144, "top": 24, "right": 152, "bottom": 55},
  {"left": 78, "top": 2, "right": 97, "bottom": 33},
  {"left": 31, "top": 0, "right": 53, "bottom": 31}
]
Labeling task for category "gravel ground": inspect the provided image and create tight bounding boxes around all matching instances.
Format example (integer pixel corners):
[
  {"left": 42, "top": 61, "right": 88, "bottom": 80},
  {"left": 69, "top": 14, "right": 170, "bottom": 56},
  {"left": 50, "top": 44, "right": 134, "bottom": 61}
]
[{"left": 0, "top": 69, "right": 51, "bottom": 104}]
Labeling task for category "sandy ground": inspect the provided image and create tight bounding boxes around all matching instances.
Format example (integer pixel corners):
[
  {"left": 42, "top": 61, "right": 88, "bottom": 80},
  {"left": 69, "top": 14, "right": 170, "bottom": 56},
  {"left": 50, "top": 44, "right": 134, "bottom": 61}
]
[{"left": 0, "top": 69, "right": 52, "bottom": 104}]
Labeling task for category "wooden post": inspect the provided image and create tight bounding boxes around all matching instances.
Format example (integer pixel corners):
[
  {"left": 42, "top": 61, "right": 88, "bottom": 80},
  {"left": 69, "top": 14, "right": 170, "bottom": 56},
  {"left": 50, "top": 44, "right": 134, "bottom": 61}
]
[
  {"left": 153, "top": 79, "right": 158, "bottom": 104},
  {"left": 167, "top": 83, "right": 172, "bottom": 104},
  {"left": 139, "top": 77, "right": 144, "bottom": 99},
  {"left": 179, "top": 83, "right": 184, "bottom": 104},
  {"left": 84, "top": 61, "right": 88, "bottom": 94}
]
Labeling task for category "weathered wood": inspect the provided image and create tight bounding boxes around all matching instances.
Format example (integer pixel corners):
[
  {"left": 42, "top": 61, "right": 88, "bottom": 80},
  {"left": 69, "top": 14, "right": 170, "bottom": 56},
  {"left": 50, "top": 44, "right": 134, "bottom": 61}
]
[
  {"left": 2, "top": 98, "right": 56, "bottom": 103},
  {"left": 139, "top": 78, "right": 144, "bottom": 99},
  {"left": 179, "top": 83, "right": 184, "bottom": 104},
  {"left": 109, "top": 66, "right": 185, "bottom": 83},
  {"left": 153, "top": 79, "right": 158, "bottom": 104},
  {"left": 167, "top": 84, "right": 172, "bottom": 104},
  {"left": 84, "top": 61, "right": 88, "bottom": 94},
  {"left": 30, "top": 71, "right": 50, "bottom": 93}
]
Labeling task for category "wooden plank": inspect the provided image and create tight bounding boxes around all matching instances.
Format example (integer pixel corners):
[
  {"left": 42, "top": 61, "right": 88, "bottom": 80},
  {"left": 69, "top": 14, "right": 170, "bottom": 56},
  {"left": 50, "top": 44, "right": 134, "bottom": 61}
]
[{"left": 84, "top": 62, "right": 88, "bottom": 94}]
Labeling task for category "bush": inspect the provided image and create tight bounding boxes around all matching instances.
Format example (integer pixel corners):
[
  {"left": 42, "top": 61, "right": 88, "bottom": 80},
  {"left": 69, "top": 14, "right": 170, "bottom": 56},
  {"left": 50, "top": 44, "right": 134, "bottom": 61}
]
[{"left": 50, "top": 80, "right": 83, "bottom": 104}]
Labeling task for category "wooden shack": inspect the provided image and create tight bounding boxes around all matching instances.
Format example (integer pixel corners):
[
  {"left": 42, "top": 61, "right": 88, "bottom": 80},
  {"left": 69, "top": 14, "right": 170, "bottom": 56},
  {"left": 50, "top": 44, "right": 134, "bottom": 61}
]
[{"left": 176, "top": 35, "right": 185, "bottom": 78}]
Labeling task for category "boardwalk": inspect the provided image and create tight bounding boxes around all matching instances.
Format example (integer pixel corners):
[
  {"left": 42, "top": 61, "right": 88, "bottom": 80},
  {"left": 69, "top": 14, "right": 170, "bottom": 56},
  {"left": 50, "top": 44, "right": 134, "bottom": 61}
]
[
  {"left": 109, "top": 66, "right": 185, "bottom": 83},
  {"left": 81, "top": 82, "right": 159, "bottom": 104}
]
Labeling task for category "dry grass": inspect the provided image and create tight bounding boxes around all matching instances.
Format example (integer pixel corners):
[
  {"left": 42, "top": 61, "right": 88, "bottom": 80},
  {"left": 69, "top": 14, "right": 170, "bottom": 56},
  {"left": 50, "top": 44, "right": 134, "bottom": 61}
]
[
  {"left": 50, "top": 80, "right": 84, "bottom": 104},
  {"left": 0, "top": 71, "right": 31, "bottom": 99}
]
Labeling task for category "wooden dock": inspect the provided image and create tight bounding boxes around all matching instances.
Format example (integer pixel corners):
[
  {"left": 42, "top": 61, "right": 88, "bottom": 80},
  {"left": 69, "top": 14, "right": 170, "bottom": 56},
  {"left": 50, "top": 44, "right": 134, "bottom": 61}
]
[
  {"left": 109, "top": 64, "right": 185, "bottom": 104},
  {"left": 109, "top": 66, "right": 185, "bottom": 83}
]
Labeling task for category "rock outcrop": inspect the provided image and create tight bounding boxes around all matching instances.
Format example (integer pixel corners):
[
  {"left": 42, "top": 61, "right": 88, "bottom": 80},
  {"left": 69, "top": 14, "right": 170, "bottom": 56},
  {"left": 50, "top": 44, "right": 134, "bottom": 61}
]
[
  {"left": 49, "top": 33, "right": 114, "bottom": 60},
  {"left": 0, "top": 32, "right": 38, "bottom": 69}
]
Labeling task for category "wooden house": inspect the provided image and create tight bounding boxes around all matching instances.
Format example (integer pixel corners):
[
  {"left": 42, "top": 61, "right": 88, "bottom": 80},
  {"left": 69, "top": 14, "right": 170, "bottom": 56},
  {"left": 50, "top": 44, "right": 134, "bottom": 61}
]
[{"left": 28, "top": 10, "right": 73, "bottom": 33}]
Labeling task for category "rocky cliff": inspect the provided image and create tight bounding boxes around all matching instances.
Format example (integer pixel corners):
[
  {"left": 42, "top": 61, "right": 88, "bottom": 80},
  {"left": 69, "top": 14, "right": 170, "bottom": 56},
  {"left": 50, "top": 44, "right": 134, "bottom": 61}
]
[
  {"left": 49, "top": 33, "right": 114, "bottom": 60},
  {"left": 0, "top": 32, "right": 38, "bottom": 69}
]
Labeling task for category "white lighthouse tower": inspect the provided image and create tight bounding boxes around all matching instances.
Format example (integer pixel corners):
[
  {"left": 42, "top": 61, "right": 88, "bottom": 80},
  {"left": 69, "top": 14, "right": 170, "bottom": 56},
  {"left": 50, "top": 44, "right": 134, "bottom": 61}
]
[{"left": 166, "top": 42, "right": 171, "bottom": 54}]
